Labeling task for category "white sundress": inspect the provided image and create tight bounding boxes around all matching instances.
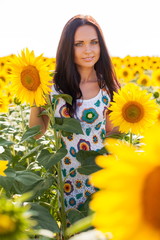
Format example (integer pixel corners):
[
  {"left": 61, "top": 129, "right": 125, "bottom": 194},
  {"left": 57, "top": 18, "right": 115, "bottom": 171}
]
[{"left": 51, "top": 85, "right": 111, "bottom": 211}]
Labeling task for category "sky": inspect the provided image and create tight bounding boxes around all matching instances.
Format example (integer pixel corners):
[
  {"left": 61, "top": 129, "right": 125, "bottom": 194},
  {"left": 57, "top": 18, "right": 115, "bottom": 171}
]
[{"left": 0, "top": 0, "right": 160, "bottom": 58}]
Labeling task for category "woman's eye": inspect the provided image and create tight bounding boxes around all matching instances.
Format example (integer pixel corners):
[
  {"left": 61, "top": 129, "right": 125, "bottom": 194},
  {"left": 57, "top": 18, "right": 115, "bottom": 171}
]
[
  {"left": 91, "top": 40, "right": 99, "bottom": 45},
  {"left": 74, "top": 42, "right": 83, "bottom": 47}
]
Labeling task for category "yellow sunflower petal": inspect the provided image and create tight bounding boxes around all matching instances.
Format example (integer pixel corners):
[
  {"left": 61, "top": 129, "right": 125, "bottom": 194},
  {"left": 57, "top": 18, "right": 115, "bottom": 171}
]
[
  {"left": 90, "top": 124, "right": 160, "bottom": 240},
  {"left": 0, "top": 160, "right": 8, "bottom": 176},
  {"left": 109, "top": 83, "right": 158, "bottom": 134},
  {"left": 8, "top": 48, "right": 53, "bottom": 106}
]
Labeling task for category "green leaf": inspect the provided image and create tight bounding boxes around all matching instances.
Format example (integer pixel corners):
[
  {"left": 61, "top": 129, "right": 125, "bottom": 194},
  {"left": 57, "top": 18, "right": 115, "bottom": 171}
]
[
  {"left": 23, "top": 176, "right": 54, "bottom": 200},
  {"left": 0, "top": 137, "right": 14, "bottom": 146},
  {"left": 76, "top": 150, "right": 102, "bottom": 175},
  {"left": 52, "top": 94, "right": 72, "bottom": 105},
  {"left": 38, "top": 110, "right": 48, "bottom": 116},
  {"left": 53, "top": 118, "right": 83, "bottom": 134},
  {"left": 30, "top": 203, "right": 59, "bottom": 233},
  {"left": 32, "top": 176, "right": 54, "bottom": 198},
  {"left": 0, "top": 175, "right": 14, "bottom": 192},
  {"left": 77, "top": 195, "right": 93, "bottom": 217},
  {"left": 37, "top": 147, "right": 67, "bottom": 170},
  {"left": 0, "top": 123, "right": 7, "bottom": 130},
  {"left": 0, "top": 147, "right": 12, "bottom": 161},
  {"left": 15, "top": 170, "right": 43, "bottom": 186},
  {"left": 0, "top": 168, "right": 16, "bottom": 193},
  {"left": 97, "top": 146, "right": 109, "bottom": 155},
  {"left": 20, "top": 145, "right": 42, "bottom": 162},
  {"left": 61, "top": 131, "right": 73, "bottom": 137},
  {"left": 66, "top": 215, "right": 93, "bottom": 237},
  {"left": 106, "top": 132, "right": 126, "bottom": 139},
  {"left": 12, "top": 173, "right": 54, "bottom": 198},
  {"left": 21, "top": 125, "right": 41, "bottom": 143},
  {"left": 36, "top": 229, "right": 56, "bottom": 239},
  {"left": 67, "top": 209, "right": 84, "bottom": 225},
  {"left": 12, "top": 171, "right": 43, "bottom": 194}
]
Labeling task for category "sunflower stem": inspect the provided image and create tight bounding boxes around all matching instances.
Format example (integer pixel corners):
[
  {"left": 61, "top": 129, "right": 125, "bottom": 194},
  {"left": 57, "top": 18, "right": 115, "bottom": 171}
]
[
  {"left": 66, "top": 215, "right": 93, "bottom": 237},
  {"left": 129, "top": 131, "right": 133, "bottom": 145},
  {"left": 53, "top": 128, "right": 67, "bottom": 240},
  {"left": 19, "top": 104, "right": 29, "bottom": 166},
  {"left": 20, "top": 104, "right": 27, "bottom": 132},
  {"left": 46, "top": 94, "right": 67, "bottom": 240}
]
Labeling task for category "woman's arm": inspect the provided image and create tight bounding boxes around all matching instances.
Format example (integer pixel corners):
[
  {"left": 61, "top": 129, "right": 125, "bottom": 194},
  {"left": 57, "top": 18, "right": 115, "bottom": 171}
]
[
  {"left": 29, "top": 106, "right": 50, "bottom": 139},
  {"left": 29, "top": 81, "right": 53, "bottom": 139},
  {"left": 105, "top": 112, "right": 119, "bottom": 136}
]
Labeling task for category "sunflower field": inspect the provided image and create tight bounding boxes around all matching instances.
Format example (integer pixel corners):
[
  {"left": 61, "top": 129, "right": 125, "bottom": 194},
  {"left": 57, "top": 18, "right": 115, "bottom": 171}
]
[{"left": 0, "top": 49, "right": 160, "bottom": 240}]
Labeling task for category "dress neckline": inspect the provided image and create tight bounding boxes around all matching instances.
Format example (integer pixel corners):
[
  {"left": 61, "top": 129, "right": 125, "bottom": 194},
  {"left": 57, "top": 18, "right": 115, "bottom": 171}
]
[{"left": 77, "top": 89, "right": 102, "bottom": 102}]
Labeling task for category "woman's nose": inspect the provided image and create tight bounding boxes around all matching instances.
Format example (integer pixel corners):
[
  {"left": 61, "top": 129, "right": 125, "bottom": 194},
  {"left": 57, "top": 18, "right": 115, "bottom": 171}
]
[{"left": 84, "top": 44, "right": 92, "bottom": 52}]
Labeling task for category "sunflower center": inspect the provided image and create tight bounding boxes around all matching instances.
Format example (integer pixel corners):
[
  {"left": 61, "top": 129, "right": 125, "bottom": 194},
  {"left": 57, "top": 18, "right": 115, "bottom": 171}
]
[
  {"left": 0, "top": 214, "right": 16, "bottom": 234},
  {"left": 0, "top": 76, "right": 5, "bottom": 82},
  {"left": 123, "top": 71, "right": 128, "bottom": 77},
  {"left": 21, "top": 65, "right": 40, "bottom": 91},
  {"left": 122, "top": 101, "right": 144, "bottom": 123},
  {"left": 0, "top": 99, "right": 2, "bottom": 108},
  {"left": 157, "top": 75, "right": 160, "bottom": 82},
  {"left": 141, "top": 79, "right": 147, "bottom": 85},
  {"left": 157, "top": 113, "right": 160, "bottom": 121},
  {"left": 142, "top": 166, "right": 160, "bottom": 229}
]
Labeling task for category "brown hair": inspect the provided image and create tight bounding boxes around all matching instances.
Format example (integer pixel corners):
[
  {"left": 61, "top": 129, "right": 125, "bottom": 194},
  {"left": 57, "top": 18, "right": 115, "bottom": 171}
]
[{"left": 54, "top": 14, "right": 120, "bottom": 116}]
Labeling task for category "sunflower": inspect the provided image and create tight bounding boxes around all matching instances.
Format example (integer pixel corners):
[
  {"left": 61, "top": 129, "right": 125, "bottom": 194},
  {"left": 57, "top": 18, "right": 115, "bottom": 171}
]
[
  {"left": 0, "top": 57, "right": 6, "bottom": 69},
  {"left": 90, "top": 129, "right": 160, "bottom": 239},
  {"left": 8, "top": 48, "right": 53, "bottom": 106},
  {"left": 155, "top": 106, "right": 160, "bottom": 123},
  {"left": 137, "top": 74, "right": 151, "bottom": 87},
  {"left": 0, "top": 79, "right": 4, "bottom": 90},
  {"left": 132, "top": 66, "right": 143, "bottom": 79},
  {"left": 119, "top": 67, "right": 134, "bottom": 83},
  {"left": 152, "top": 69, "right": 160, "bottom": 87},
  {"left": 0, "top": 160, "right": 8, "bottom": 176},
  {"left": 0, "top": 67, "right": 8, "bottom": 83},
  {"left": 109, "top": 83, "right": 158, "bottom": 134},
  {"left": 0, "top": 196, "right": 36, "bottom": 240},
  {"left": 0, "top": 93, "right": 9, "bottom": 113}
]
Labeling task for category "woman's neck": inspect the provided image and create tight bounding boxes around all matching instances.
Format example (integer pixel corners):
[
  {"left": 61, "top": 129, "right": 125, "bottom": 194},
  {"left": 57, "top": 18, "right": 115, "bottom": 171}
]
[{"left": 78, "top": 68, "right": 97, "bottom": 83}]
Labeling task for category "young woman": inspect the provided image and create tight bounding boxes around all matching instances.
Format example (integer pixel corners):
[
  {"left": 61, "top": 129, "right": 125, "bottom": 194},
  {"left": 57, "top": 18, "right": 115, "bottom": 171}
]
[{"left": 29, "top": 14, "right": 120, "bottom": 212}]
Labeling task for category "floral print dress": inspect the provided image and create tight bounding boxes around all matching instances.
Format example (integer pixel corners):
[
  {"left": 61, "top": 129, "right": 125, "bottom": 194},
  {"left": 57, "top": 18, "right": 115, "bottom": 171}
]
[{"left": 51, "top": 85, "right": 111, "bottom": 211}]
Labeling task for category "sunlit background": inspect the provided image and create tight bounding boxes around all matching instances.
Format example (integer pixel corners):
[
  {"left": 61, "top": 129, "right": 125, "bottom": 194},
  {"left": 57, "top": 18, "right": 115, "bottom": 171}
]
[
  {"left": 1, "top": 1, "right": 160, "bottom": 239},
  {"left": 0, "top": 0, "right": 160, "bottom": 58}
]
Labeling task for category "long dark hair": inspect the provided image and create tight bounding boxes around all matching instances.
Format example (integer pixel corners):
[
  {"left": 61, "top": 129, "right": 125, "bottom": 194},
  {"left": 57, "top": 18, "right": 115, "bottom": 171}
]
[{"left": 54, "top": 14, "right": 120, "bottom": 116}]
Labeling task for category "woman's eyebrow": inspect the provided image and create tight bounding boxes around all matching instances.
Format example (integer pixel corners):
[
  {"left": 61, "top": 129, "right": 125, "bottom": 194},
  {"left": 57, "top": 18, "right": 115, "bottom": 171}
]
[
  {"left": 74, "top": 38, "right": 98, "bottom": 42},
  {"left": 74, "top": 40, "right": 84, "bottom": 42}
]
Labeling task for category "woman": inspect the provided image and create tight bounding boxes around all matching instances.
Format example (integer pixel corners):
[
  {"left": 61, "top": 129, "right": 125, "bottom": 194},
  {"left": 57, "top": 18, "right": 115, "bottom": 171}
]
[{"left": 29, "top": 14, "right": 120, "bottom": 213}]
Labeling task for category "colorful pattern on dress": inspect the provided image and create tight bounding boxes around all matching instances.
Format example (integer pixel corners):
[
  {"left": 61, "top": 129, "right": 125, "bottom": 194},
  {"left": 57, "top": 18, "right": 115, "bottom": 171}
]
[{"left": 51, "top": 86, "right": 110, "bottom": 210}]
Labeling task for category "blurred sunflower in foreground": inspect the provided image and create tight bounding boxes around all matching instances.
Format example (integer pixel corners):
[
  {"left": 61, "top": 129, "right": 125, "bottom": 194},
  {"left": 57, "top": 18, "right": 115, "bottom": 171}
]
[
  {"left": 0, "top": 196, "right": 36, "bottom": 240},
  {"left": 109, "top": 83, "right": 158, "bottom": 135},
  {"left": 90, "top": 124, "right": 160, "bottom": 240},
  {"left": 8, "top": 48, "right": 53, "bottom": 106},
  {"left": 0, "top": 160, "right": 8, "bottom": 176}
]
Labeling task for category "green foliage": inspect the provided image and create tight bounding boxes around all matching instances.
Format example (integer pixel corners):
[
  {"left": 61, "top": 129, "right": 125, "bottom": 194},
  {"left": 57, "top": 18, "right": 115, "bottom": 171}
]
[
  {"left": 53, "top": 117, "right": 84, "bottom": 135},
  {"left": 37, "top": 147, "right": 67, "bottom": 170},
  {"left": 76, "top": 148, "right": 108, "bottom": 175},
  {"left": 0, "top": 99, "right": 91, "bottom": 239},
  {"left": 0, "top": 94, "right": 118, "bottom": 239},
  {"left": 30, "top": 203, "right": 59, "bottom": 233},
  {"left": 21, "top": 125, "right": 41, "bottom": 142},
  {"left": 0, "top": 104, "right": 61, "bottom": 237},
  {"left": 52, "top": 94, "right": 72, "bottom": 105}
]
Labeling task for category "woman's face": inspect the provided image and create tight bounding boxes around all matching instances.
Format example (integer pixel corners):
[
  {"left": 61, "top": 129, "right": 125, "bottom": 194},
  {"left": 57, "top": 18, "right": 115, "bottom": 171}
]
[{"left": 74, "top": 25, "right": 100, "bottom": 69}]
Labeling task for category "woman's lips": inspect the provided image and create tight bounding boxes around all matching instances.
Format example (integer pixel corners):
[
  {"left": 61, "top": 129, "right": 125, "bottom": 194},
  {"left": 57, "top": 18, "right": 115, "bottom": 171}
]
[{"left": 82, "top": 56, "right": 94, "bottom": 61}]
